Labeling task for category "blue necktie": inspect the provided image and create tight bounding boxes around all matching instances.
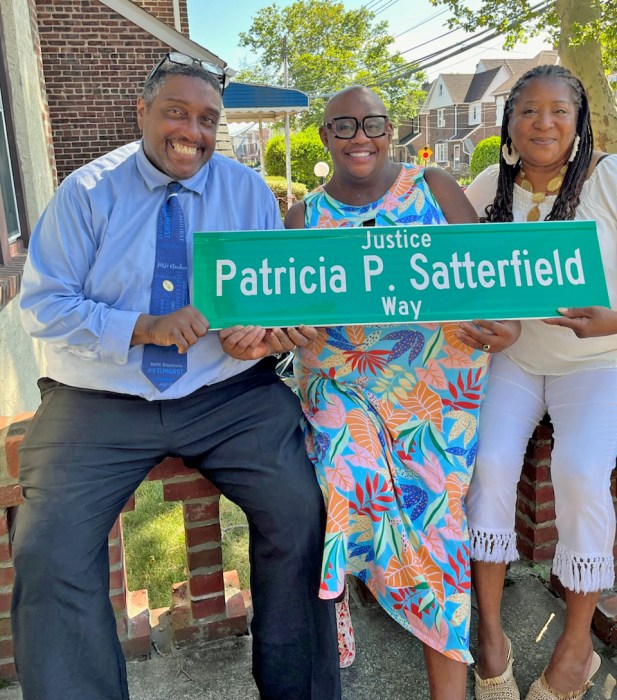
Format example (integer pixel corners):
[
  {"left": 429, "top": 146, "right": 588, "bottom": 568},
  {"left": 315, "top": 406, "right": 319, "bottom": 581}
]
[{"left": 141, "top": 182, "right": 189, "bottom": 392}]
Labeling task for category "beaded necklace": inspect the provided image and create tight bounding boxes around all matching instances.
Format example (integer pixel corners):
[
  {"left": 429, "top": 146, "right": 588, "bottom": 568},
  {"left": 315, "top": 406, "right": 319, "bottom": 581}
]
[{"left": 518, "top": 164, "right": 568, "bottom": 221}]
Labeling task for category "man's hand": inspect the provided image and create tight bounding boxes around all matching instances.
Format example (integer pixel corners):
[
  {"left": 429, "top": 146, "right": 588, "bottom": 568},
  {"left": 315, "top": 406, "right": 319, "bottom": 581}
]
[
  {"left": 132, "top": 307, "right": 209, "bottom": 353},
  {"left": 219, "top": 325, "right": 318, "bottom": 361},
  {"left": 543, "top": 306, "right": 617, "bottom": 338},
  {"left": 456, "top": 319, "right": 521, "bottom": 353}
]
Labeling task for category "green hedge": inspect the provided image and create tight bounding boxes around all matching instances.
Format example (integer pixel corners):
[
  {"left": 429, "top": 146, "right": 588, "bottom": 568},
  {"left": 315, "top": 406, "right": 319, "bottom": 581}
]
[
  {"left": 265, "top": 125, "right": 332, "bottom": 190},
  {"left": 265, "top": 176, "right": 308, "bottom": 216},
  {"left": 470, "top": 135, "right": 501, "bottom": 178}
]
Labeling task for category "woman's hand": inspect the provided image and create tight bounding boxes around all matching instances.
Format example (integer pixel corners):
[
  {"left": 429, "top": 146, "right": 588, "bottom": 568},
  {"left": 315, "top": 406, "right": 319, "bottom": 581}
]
[
  {"left": 219, "top": 324, "right": 318, "bottom": 360},
  {"left": 543, "top": 306, "right": 617, "bottom": 338},
  {"left": 456, "top": 319, "right": 521, "bottom": 353}
]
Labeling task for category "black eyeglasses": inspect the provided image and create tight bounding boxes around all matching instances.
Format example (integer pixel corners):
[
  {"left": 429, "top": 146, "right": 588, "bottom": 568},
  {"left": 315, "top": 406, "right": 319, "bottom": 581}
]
[
  {"left": 148, "top": 52, "right": 230, "bottom": 94},
  {"left": 324, "top": 115, "right": 389, "bottom": 139}
]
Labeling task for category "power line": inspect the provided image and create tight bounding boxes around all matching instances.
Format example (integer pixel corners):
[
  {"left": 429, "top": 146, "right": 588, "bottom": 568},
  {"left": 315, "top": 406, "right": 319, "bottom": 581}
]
[
  {"left": 367, "top": 0, "right": 552, "bottom": 87},
  {"left": 362, "top": 0, "right": 387, "bottom": 11},
  {"left": 393, "top": 9, "right": 450, "bottom": 38},
  {"left": 374, "top": 0, "right": 400, "bottom": 17},
  {"left": 369, "top": 22, "right": 500, "bottom": 85},
  {"left": 394, "top": 27, "right": 460, "bottom": 60}
]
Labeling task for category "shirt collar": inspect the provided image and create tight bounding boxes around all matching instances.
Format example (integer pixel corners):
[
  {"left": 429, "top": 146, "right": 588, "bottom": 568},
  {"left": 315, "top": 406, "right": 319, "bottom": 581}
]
[{"left": 135, "top": 140, "right": 211, "bottom": 195}]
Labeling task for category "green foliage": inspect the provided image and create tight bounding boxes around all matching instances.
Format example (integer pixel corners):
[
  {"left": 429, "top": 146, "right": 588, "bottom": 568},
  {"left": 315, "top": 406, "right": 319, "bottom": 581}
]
[
  {"left": 456, "top": 175, "right": 474, "bottom": 187},
  {"left": 531, "top": 562, "right": 552, "bottom": 583},
  {"left": 265, "top": 176, "right": 308, "bottom": 216},
  {"left": 238, "top": 0, "right": 427, "bottom": 126},
  {"left": 429, "top": 0, "right": 556, "bottom": 48},
  {"left": 123, "top": 481, "right": 250, "bottom": 608},
  {"left": 470, "top": 136, "right": 501, "bottom": 177},
  {"left": 265, "top": 137, "right": 286, "bottom": 181},
  {"left": 265, "top": 125, "right": 331, "bottom": 189},
  {"left": 429, "top": 0, "right": 616, "bottom": 72}
]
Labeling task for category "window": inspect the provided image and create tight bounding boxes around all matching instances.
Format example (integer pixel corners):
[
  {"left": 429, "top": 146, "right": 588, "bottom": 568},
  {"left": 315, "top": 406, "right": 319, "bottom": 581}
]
[
  {"left": 412, "top": 116, "right": 420, "bottom": 134},
  {"left": 0, "top": 55, "right": 27, "bottom": 272},
  {"left": 453, "top": 144, "right": 461, "bottom": 165},
  {"left": 436, "top": 142, "right": 448, "bottom": 163},
  {"left": 468, "top": 102, "right": 481, "bottom": 125},
  {"left": 495, "top": 96, "right": 505, "bottom": 125},
  {"left": 0, "top": 90, "right": 20, "bottom": 248},
  {"left": 437, "top": 109, "right": 445, "bottom": 128}
]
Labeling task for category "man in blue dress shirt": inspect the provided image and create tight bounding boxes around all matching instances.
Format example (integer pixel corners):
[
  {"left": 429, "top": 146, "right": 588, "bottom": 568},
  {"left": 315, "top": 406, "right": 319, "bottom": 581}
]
[{"left": 15, "top": 54, "right": 340, "bottom": 700}]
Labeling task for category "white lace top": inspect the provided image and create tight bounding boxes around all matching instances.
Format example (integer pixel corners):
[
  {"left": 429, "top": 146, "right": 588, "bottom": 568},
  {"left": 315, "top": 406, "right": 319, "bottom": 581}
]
[{"left": 465, "top": 156, "right": 617, "bottom": 375}]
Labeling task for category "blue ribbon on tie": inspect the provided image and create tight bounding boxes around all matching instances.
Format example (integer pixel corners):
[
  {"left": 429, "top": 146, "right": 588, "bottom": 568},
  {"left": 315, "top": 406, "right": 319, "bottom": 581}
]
[{"left": 141, "top": 182, "right": 189, "bottom": 392}]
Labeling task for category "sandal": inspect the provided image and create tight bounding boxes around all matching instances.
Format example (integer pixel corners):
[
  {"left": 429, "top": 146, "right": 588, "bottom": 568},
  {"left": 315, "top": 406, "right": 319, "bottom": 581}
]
[
  {"left": 524, "top": 651, "right": 601, "bottom": 700},
  {"left": 336, "top": 583, "right": 356, "bottom": 669},
  {"left": 475, "top": 635, "right": 520, "bottom": 700}
]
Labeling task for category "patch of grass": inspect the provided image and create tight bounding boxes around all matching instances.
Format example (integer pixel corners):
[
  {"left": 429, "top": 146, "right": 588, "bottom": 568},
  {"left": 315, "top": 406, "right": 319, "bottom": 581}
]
[
  {"left": 123, "top": 480, "right": 250, "bottom": 609},
  {"left": 219, "top": 496, "right": 250, "bottom": 590},
  {"left": 531, "top": 562, "right": 552, "bottom": 583}
]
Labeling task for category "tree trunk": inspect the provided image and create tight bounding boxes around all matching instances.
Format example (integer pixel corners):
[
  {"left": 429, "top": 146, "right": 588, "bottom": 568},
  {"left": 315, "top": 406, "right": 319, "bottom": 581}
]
[{"left": 556, "top": 0, "right": 617, "bottom": 153}]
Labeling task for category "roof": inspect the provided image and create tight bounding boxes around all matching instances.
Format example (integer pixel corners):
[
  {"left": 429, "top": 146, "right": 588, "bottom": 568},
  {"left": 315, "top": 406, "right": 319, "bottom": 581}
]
[
  {"left": 440, "top": 74, "right": 474, "bottom": 104},
  {"left": 491, "top": 51, "right": 559, "bottom": 95},
  {"left": 464, "top": 67, "right": 502, "bottom": 103},
  {"left": 449, "top": 127, "right": 479, "bottom": 141},
  {"left": 99, "top": 0, "right": 226, "bottom": 67},
  {"left": 478, "top": 51, "right": 558, "bottom": 79},
  {"left": 398, "top": 131, "right": 417, "bottom": 147},
  {"left": 223, "top": 82, "right": 309, "bottom": 122}
]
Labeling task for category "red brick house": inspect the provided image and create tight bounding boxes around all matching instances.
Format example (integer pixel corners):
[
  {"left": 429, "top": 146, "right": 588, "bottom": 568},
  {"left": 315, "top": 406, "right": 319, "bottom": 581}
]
[
  {"left": 395, "top": 51, "right": 558, "bottom": 174},
  {"left": 0, "top": 0, "right": 232, "bottom": 416}
]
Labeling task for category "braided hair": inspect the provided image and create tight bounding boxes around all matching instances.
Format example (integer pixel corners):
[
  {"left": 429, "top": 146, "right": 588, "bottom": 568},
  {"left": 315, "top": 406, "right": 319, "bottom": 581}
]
[{"left": 482, "top": 64, "right": 594, "bottom": 223}]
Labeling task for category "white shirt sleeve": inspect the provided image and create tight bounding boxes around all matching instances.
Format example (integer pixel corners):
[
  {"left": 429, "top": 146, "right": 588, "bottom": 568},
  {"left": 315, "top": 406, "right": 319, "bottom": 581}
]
[{"left": 464, "top": 164, "right": 499, "bottom": 218}]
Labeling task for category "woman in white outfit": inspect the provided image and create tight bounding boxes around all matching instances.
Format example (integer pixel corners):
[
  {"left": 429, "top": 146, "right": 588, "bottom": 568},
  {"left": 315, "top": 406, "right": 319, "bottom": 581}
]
[{"left": 457, "top": 64, "right": 617, "bottom": 700}]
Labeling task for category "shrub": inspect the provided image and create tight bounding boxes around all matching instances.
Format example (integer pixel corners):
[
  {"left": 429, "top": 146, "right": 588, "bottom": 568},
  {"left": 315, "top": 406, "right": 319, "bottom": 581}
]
[
  {"left": 470, "top": 136, "right": 501, "bottom": 178},
  {"left": 265, "top": 176, "right": 308, "bottom": 216},
  {"left": 265, "top": 125, "right": 332, "bottom": 190}
]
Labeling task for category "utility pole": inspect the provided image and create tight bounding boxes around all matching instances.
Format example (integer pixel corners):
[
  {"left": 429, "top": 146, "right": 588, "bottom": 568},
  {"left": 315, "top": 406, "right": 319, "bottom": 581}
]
[{"left": 283, "top": 36, "right": 293, "bottom": 211}]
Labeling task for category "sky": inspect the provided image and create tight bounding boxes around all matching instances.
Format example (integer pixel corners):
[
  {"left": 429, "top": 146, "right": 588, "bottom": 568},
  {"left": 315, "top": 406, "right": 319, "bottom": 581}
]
[{"left": 186, "top": 0, "right": 553, "bottom": 82}]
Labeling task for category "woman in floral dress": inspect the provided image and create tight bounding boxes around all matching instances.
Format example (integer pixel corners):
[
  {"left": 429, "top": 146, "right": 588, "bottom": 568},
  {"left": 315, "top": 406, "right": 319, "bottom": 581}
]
[{"left": 285, "top": 86, "right": 520, "bottom": 699}]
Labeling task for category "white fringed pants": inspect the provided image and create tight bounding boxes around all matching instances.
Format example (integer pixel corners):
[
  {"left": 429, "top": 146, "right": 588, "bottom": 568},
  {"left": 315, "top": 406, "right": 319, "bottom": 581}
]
[{"left": 467, "top": 353, "right": 617, "bottom": 593}]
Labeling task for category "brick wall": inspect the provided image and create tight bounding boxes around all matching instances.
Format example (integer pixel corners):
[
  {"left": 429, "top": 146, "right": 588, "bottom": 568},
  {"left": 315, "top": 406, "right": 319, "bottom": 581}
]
[
  {"left": 134, "top": 0, "right": 189, "bottom": 35},
  {"left": 27, "top": 0, "right": 58, "bottom": 188},
  {"left": 36, "top": 0, "right": 173, "bottom": 181},
  {"left": 34, "top": 0, "right": 228, "bottom": 183},
  {"left": 0, "top": 415, "right": 250, "bottom": 680}
]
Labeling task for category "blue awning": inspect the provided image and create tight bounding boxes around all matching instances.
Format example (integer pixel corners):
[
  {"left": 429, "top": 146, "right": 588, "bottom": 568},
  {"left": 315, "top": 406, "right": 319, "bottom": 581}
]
[{"left": 223, "top": 82, "right": 309, "bottom": 121}]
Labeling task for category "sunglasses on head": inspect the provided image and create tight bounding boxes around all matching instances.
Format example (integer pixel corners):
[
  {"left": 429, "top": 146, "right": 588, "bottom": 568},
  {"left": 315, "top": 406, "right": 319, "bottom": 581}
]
[{"left": 148, "top": 51, "right": 229, "bottom": 94}]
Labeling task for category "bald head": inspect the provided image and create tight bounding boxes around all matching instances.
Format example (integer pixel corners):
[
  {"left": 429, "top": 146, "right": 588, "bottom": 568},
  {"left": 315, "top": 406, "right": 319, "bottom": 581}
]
[{"left": 323, "top": 86, "right": 388, "bottom": 122}]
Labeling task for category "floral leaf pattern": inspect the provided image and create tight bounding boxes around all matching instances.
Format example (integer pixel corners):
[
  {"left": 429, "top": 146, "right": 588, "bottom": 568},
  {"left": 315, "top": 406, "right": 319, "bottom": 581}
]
[
  {"left": 295, "top": 163, "right": 490, "bottom": 663},
  {"left": 399, "top": 381, "right": 443, "bottom": 432},
  {"left": 347, "top": 409, "right": 382, "bottom": 457}
]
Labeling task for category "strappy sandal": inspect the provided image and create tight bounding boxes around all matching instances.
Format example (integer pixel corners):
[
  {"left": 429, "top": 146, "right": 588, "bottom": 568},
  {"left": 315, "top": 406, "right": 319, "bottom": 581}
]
[
  {"left": 475, "top": 635, "right": 520, "bottom": 700},
  {"left": 524, "top": 651, "right": 601, "bottom": 700},
  {"left": 336, "top": 583, "right": 356, "bottom": 669}
]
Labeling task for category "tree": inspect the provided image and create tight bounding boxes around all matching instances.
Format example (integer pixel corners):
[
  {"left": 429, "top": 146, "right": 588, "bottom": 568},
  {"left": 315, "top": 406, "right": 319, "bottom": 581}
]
[
  {"left": 265, "top": 126, "right": 332, "bottom": 189},
  {"left": 429, "top": 0, "right": 617, "bottom": 152},
  {"left": 470, "top": 136, "right": 501, "bottom": 177},
  {"left": 237, "top": 0, "right": 427, "bottom": 127}
]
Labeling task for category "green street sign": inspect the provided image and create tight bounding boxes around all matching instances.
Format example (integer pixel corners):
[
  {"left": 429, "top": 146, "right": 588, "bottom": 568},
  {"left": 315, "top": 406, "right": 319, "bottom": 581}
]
[{"left": 193, "top": 221, "right": 609, "bottom": 329}]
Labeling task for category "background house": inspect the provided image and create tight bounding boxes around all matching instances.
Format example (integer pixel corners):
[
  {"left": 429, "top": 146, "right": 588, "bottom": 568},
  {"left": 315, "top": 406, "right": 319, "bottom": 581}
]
[
  {"left": 395, "top": 50, "right": 558, "bottom": 174},
  {"left": 230, "top": 123, "right": 267, "bottom": 166},
  {"left": 0, "top": 0, "right": 232, "bottom": 416}
]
